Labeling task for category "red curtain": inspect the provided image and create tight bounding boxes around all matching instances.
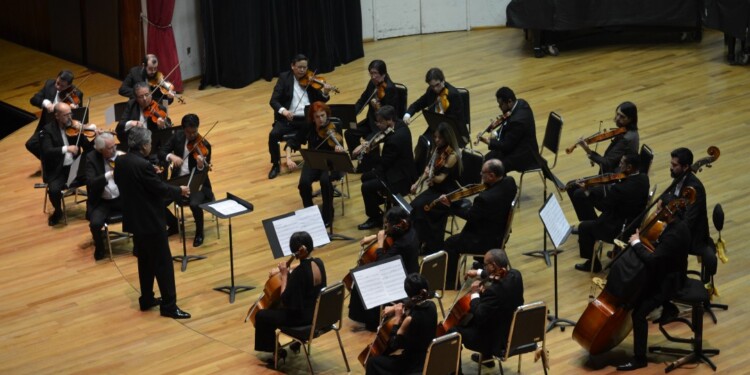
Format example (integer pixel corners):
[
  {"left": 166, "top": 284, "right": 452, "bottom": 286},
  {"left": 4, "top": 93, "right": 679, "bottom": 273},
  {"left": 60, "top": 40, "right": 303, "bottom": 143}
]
[{"left": 146, "top": 0, "right": 183, "bottom": 92}]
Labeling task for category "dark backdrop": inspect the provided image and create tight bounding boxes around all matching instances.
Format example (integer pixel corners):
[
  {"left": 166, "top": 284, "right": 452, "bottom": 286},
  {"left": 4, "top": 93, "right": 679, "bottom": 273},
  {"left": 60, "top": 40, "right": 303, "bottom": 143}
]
[{"left": 200, "top": 0, "right": 364, "bottom": 89}]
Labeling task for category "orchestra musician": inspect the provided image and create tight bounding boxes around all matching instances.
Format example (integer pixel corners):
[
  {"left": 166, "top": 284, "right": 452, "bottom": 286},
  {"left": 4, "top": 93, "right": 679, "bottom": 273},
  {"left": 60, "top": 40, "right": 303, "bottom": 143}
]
[
  {"left": 403, "top": 68, "right": 466, "bottom": 143},
  {"left": 41, "top": 102, "right": 94, "bottom": 226},
  {"left": 409, "top": 122, "right": 462, "bottom": 255},
  {"left": 346, "top": 59, "right": 398, "bottom": 173},
  {"left": 85, "top": 132, "right": 122, "bottom": 260},
  {"left": 451, "top": 248, "right": 524, "bottom": 371},
  {"left": 349, "top": 207, "right": 420, "bottom": 332},
  {"left": 575, "top": 154, "right": 649, "bottom": 273},
  {"left": 617, "top": 214, "right": 690, "bottom": 371},
  {"left": 267, "top": 54, "right": 332, "bottom": 179},
  {"left": 113, "top": 127, "right": 191, "bottom": 319},
  {"left": 365, "top": 273, "right": 437, "bottom": 375},
  {"left": 284, "top": 101, "right": 345, "bottom": 226},
  {"left": 26, "top": 70, "right": 83, "bottom": 161},
  {"left": 569, "top": 102, "right": 640, "bottom": 223},
  {"left": 476, "top": 87, "right": 539, "bottom": 172},
  {"left": 254, "top": 231, "right": 326, "bottom": 364},
  {"left": 160, "top": 114, "right": 215, "bottom": 247},
  {"left": 354, "top": 105, "right": 417, "bottom": 230},
  {"left": 441, "top": 159, "right": 517, "bottom": 290},
  {"left": 119, "top": 54, "right": 174, "bottom": 105},
  {"left": 115, "top": 82, "right": 172, "bottom": 148}
]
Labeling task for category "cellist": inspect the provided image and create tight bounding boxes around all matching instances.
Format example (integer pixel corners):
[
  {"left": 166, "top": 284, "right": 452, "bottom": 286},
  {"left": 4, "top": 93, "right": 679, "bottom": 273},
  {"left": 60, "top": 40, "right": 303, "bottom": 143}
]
[
  {"left": 254, "top": 231, "right": 326, "bottom": 365},
  {"left": 451, "top": 249, "right": 524, "bottom": 371}
]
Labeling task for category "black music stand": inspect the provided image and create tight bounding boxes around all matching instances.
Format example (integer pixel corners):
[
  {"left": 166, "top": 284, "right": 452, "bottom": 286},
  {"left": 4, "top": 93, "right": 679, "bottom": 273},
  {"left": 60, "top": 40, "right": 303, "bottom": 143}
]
[
  {"left": 168, "top": 170, "right": 208, "bottom": 272},
  {"left": 523, "top": 151, "right": 566, "bottom": 266},
  {"left": 299, "top": 149, "right": 355, "bottom": 241},
  {"left": 537, "top": 193, "right": 576, "bottom": 332},
  {"left": 329, "top": 104, "right": 358, "bottom": 130},
  {"left": 423, "top": 111, "right": 466, "bottom": 148},
  {"left": 201, "top": 192, "right": 255, "bottom": 303},
  {"left": 152, "top": 125, "right": 182, "bottom": 155},
  {"left": 71, "top": 107, "right": 89, "bottom": 123}
]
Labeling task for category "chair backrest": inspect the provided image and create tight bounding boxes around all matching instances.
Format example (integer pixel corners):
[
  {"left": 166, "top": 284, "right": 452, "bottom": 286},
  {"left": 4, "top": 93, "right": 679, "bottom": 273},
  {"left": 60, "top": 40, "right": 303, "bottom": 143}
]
[
  {"left": 458, "top": 148, "right": 483, "bottom": 186},
  {"left": 639, "top": 143, "right": 654, "bottom": 176},
  {"left": 394, "top": 82, "right": 408, "bottom": 118},
  {"left": 456, "top": 87, "right": 471, "bottom": 144},
  {"left": 414, "top": 134, "right": 432, "bottom": 179},
  {"left": 113, "top": 101, "right": 129, "bottom": 121},
  {"left": 503, "top": 301, "right": 547, "bottom": 360},
  {"left": 540, "top": 112, "right": 563, "bottom": 168},
  {"left": 422, "top": 332, "right": 462, "bottom": 375},
  {"left": 646, "top": 183, "right": 658, "bottom": 208},
  {"left": 310, "top": 282, "right": 345, "bottom": 339},
  {"left": 420, "top": 250, "right": 448, "bottom": 297},
  {"left": 501, "top": 192, "right": 520, "bottom": 250}
]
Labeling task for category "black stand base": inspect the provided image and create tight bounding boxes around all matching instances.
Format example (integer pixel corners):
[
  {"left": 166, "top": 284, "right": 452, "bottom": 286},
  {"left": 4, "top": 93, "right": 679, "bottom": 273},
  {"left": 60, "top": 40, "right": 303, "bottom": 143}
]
[
  {"left": 546, "top": 315, "right": 576, "bottom": 333},
  {"left": 214, "top": 285, "right": 255, "bottom": 304},
  {"left": 705, "top": 302, "right": 729, "bottom": 324},
  {"left": 329, "top": 231, "right": 355, "bottom": 241},
  {"left": 649, "top": 346, "right": 719, "bottom": 372},
  {"left": 523, "top": 249, "right": 562, "bottom": 267},
  {"left": 173, "top": 254, "right": 207, "bottom": 272}
]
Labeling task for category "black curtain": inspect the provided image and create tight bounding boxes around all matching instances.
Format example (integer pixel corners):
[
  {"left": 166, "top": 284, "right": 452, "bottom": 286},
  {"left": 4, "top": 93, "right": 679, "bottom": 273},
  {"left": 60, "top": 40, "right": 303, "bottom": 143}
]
[{"left": 200, "top": 0, "right": 364, "bottom": 89}]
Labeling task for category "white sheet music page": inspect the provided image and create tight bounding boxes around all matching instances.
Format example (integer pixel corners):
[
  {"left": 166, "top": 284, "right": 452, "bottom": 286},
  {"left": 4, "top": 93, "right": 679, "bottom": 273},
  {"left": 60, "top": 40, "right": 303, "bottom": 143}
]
[
  {"left": 295, "top": 206, "right": 331, "bottom": 248},
  {"left": 272, "top": 215, "right": 300, "bottom": 256},
  {"left": 539, "top": 194, "right": 572, "bottom": 249},
  {"left": 353, "top": 257, "right": 408, "bottom": 310},
  {"left": 210, "top": 199, "right": 247, "bottom": 216}
]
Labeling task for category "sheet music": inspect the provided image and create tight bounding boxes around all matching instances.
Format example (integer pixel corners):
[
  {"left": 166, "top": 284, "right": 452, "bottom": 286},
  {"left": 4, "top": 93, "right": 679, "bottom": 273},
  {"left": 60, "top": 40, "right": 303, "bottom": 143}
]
[
  {"left": 539, "top": 194, "right": 572, "bottom": 249},
  {"left": 271, "top": 206, "right": 331, "bottom": 256},
  {"left": 104, "top": 105, "right": 116, "bottom": 124},
  {"left": 66, "top": 155, "right": 81, "bottom": 187},
  {"left": 210, "top": 200, "right": 248, "bottom": 216},
  {"left": 273, "top": 215, "right": 300, "bottom": 256},
  {"left": 353, "top": 257, "right": 408, "bottom": 310}
]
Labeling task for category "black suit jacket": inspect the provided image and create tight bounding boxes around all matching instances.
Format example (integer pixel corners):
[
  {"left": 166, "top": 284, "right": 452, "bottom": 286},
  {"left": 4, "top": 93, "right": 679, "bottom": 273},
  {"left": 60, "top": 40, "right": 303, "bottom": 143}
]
[
  {"left": 488, "top": 99, "right": 539, "bottom": 172},
  {"left": 269, "top": 71, "right": 329, "bottom": 122},
  {"left": 589, "top": 129, "right": 639, "bottom": 174},
  {"left": 84, "top": 150, "right": 115, "bottom": 217},
  {"left": 376, "top": 227, "right": 420, "bottom": 275},
  {"left": 354, "top": 77, "right": 398, "bottom": 133},
  {"left": 466, "top": 268, "right": 524, "bottom": 356},
  {"left": 596, "top": 173, "right": 650, "bottom": 234},
  {"left": 30, "top": 79, "right": 83, "bottom": 131},
  {"left": 406, "top": 82, "right": 464, "bottom": 127},
  {"left": 115, "top": 99, "right": 170, "bottom": 145},
  {"left": 158, "top": 131, "right": 214, "bottom": 201},
  {"left": 633, "top": 217, "right": 690, "bottom": 299},
  {"left": 461, "top": 176, "right": 518, "bottom": 251},
  {"left": 660, "top": 173, "right": 711, "bottom": 250},
  {"left": 377, "top": 121, "right": 417, "bottom": 195},
  {"left": 40, "top": 121, "right": 92, "bottom": 184},
  {"left": 114, "top": 152, "right": 182, "bottom": 235},
  {"left": 119, "top": 65, "right": 173, "bottom": 105}
]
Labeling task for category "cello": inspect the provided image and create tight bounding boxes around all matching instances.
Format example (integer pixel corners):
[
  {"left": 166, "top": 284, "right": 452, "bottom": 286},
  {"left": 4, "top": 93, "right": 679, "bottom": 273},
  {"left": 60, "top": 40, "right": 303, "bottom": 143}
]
[{"left": 244, "top": 254, "right": 296, "bottom": 325}]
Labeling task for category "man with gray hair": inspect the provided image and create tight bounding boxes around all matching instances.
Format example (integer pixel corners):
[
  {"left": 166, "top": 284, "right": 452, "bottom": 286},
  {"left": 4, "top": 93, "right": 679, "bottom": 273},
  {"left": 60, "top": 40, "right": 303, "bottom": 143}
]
[
  {"left": 85, "top": 132, "right": 122, "bottom": 260},
  {"left": 114, "top": 127, "right": 191, "bottom": 319}
]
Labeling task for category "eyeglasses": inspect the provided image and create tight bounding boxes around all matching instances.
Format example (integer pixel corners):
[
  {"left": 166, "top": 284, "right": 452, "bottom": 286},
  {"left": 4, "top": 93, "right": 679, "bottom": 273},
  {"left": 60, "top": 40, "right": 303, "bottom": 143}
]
[
  {"left": 428, "top": 82, "right": 443, "bottom": 89},
  {"left": 136, "top": 94, "right": 151, "bottom": 99}
]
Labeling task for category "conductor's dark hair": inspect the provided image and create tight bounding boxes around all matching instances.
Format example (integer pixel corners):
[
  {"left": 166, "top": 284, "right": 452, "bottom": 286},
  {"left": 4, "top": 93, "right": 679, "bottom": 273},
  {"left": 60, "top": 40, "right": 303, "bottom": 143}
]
[
  {"left": 289, "top": 231, "right": 314, "bottom": 254},
  {"left": 376, "top": 105, "right": 397, "bottom": 121},
  {"left": 368, "top": 60, "right": 388, "bottom": 76},
  {"left": 57, "top": 70, "right": 74, "bottom": 84},
  {"left": 182, "top": 114, "right": 200, "bottom": 129},
  {"left": 404, "top": 273, "right": 429, "bottom": 298},
  {"left": 425, "top": 68, "right": 445, "bottom": 83},
  {"left": 495, "top": 87, "right": 516, "bottom": 103},
  {"left": 291, "top": 54, "right": 309, "bottom": 64},
  {"left": 671, "top": 147, "right": 694, "bottom": 167}
]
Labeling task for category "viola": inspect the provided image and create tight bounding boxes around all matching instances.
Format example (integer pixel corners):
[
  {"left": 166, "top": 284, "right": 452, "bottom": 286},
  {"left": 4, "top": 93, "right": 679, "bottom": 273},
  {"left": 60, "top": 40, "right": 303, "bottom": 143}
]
[
  {"left": 143, "top": 100, "right": 172, "bottom": 128},
  {"left": 245, "top": 254, "right": 297, "bottom": 326},
  {"left": 414, "top": 145, "right": 453, "bottom": 194},
  {"left": 436, "top": 87, "right": 449, "bottom": 114},
  {"left": 474, "top": 112, "right": 509, "bottom": 146},
  {"left": 566, "top": 127, "right": 627, "bottom": 154},
  {"left": 563, "top": 172, "right": 627, "bottom": 191},
  {"left": 425, "top": 183, "right": 487, "bottom": 212},
  {"left": 60, "top": 86, "right": 81, "bottom": 107},
  {"left": 65, "top": 120, "right": 99, "bottom": 138},
  {"left": 299, "top": 70, "right": 339, "bottom": 94},
  {"left": 357, "top": 126, "right": 394, "bottom": 163},
  {"left": 316, "top": 121, "right": 344, "bottom": 149},
  {"left": 187, "top": 135, "right": 212, "bottom": 171}
]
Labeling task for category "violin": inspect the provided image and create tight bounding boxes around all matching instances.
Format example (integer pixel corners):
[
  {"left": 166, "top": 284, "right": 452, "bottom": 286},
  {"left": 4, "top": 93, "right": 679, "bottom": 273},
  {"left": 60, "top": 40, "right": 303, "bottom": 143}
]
[
  {"left": 143, "top": 100, "right": 172, "bottom": 128},
  {"left": 60, "top": 86, "right": 81, "bottom": 108},
  {"left": 148, "top": 63, "right": 185, "bottom": 104},
  {"left": 299, "top": 70, "right": 339, "bottom": 94},
  {"left": 65, "top": 120, "right": 99, "bottom": 138},
  {"left": 566, "top": 127, "right": 627, "bottom": 154},
  {"left": 435, "top": 87, "right": 449, "bottom": 114},
  {"left": 245, "top": 254, "right": 297, "bottom": 326},
  {"left": 474, "top": 112, "right": 509, "bottom": 146},
  {"left": 315, "top": 121, "right": 344, "bottom": 149},
  {"left": 563, "top": 172, "right": 627, "bottom": 191},
  {"left": 414, "top": 145, "right": 453, "bottom": 194},
  {"left": 357, "top": 127, "right": 394, "bottom": 163},
  {"left": 425, "top": 183, "right": 487, "bottom": 212},
  {"left": 187, "top": 135, "right": 212, "bottom": 171}
]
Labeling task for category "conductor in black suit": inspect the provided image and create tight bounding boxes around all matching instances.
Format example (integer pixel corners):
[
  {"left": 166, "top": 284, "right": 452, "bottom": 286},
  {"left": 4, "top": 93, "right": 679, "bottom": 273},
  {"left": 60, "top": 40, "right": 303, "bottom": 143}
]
[
  {"left": 119, "top": 54, "right": 174, "bottom": 105},
  {"left": 478, "top": 87, "right": 540, "bottom": 172},
  {"left": 442, "top": 159, "right": 517, "bottom": 289},
  {"left": 85, "top": 132, "right": 122, "bottom": 260},
  {"left": 26, "top": 70, "right": 83, "bottom": 160},
  {"left": 267, "top": 54, "right": 332, "bottom": 179},
  {"left": 114, "top": 127, "right": 191, "bottom": 319}
]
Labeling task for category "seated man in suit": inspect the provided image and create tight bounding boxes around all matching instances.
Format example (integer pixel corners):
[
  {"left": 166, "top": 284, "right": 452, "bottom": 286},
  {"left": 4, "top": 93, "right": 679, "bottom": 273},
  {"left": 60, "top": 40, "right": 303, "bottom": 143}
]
[
  {"left": 116, "top": 82, "right": 172, "bottom": 147},
  {"left": 119, "top": 54, "right": 174, "bottom": 105},
  {"left": 85, "top": 132, "right": 123, "bottom": 260}
]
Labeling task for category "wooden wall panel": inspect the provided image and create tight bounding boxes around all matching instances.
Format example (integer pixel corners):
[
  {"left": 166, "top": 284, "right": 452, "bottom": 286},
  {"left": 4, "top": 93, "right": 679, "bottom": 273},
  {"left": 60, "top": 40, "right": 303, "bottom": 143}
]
[
  {"left": 49, "top": 0, "right": 83, "bottom": 63},
  {"left": 0, "top": 0, "right": 50, "bottom": 51},
  {"left": 119, "top": 0, "right": 144, "bottom": 78},
  {"left": 83, "top": 0, "right": 120, "bottom": 77}
]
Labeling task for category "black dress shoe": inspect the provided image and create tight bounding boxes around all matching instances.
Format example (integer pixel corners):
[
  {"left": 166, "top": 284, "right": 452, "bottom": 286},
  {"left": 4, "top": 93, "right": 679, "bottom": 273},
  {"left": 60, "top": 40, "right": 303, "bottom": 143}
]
[
  {"left": 570, "top": 225, "right": 579, "bottom": 235},
  {"left": 94, "top": 251, "right": 106, "bottom": 261},
  {"left": 265, "top": 348, "right": 287, "bottom": 367},
  {"left": 48, "top": 211, "right": 62, "bottom": 226},
  {"left": 574, "top": 260, "right": 601, "bottom": 273},
  {"left": 193, "top": 234, "right": 204, "bottom": 247},
  {"left": 268, "top": 164, "right": 280, "bottom": 179},
  {"left": 654, "top": 302, "right": 679, "bottom": 324},
  {"left": 616, "top": 359, "right": 647, "bottom": 371},
  {"left": 161, "top": 307, "right": 191, "bottom": 319},
  {"left": 357, "top": 218, "right": 380, "bottom": 230},
  {"left": 140, "top": 297, "right": 163, "bottom": 311},
  {"left": 470, "top": 353, "right": 495, "bottom": 368}
]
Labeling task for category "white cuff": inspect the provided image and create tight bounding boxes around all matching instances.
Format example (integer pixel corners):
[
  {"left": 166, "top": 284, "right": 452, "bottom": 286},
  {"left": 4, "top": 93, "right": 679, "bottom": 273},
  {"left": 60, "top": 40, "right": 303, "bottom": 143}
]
[
  {"left": 471, "top": 293, "right": 480, "bottom": 300},
  {"left": 630, "top": 239, "right": 641, "bottom": 246},
  {"left": 403, "top": 113, "right": 411, "bottom": 122},
  {"left": 61, "top": 146, "right": 67, "bottom": 155},
  {"left": 105, "top": 171, "right": 114, "bottom": 180},
  {"left": 278, "top": 107, "right": 287, "bottom": 115},
  {"left": 43, "top": 99, "right": 52, "bottom": 109}
]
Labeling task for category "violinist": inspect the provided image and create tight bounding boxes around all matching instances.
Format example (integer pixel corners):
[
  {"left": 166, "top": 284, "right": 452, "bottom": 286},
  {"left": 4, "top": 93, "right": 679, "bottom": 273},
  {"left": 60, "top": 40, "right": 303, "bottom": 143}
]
[
  {"left": 284, "top": 102, "right": 345, "bottom": 226},
  {"left": 116, "top": 82, "right": 172, "bottom": 149},
  {"left": 410, "top": 123, "right": 462, "bottom": 255},
  {"left": 160, "top": 114, "right": 215, "bottom": 247},
  {"left": 41, "top": 102, "right": 94, "bottom": 226},
  {"left": 350, "top": 207, "right": 420, "bottom": 332},
  {"left": 477, "top": 87, "right": 539, "bottom": 172},
  {"left": 267, "top": 54, "right": 332, "bottom": 179},
  {"left": 441, "top": 159, "right": 517, "bottom": 290},
  {"left": 617, "top": 213, "right": 690, "bottom": 371},
  {"left": 575, "top": 154, "right": 649, "bottom": 273},
  {"left": 451, "top": 249, "right": 524, "bottom": 371},
  {"left": 569, "top": 102, "right": 639, "bottom": 222},
  {"left": 403, "top": 68, "right": 466, "bottom": 143},
  {"left": 26, "top": 70, "right": 83, "bottom": 161},
  {"left": 254, "top": 231, "right": 326, "bottom": 365},
  {"left": 119, "top": 54, "right": 174, "bottom": 105},
  {"left": 85, "top": 132, "right": 122, "bottom": 260},
  {"left": 346, "top": 60, "right": 398, "bottom": 172},
  {"left": 355, "top": 105, "right": 417, "bottom": 230},
  {"left": 365, "top": 273, "right": 437, "bottom": 375}
]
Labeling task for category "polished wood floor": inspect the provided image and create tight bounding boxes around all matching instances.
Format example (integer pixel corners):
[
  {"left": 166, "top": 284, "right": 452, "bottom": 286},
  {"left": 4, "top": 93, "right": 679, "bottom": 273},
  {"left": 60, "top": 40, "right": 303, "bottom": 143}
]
[{"left": 1, "top": 28, "right": 748, "bottom": 374}]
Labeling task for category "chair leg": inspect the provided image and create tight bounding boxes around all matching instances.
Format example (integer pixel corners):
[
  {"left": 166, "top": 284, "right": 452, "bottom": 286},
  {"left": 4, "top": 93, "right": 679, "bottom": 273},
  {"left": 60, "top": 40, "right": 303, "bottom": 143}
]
[
  {"left": 335, "top": 329, "right": 351, "bottom": 372},
  {"left": 103, "top": 224, "right": 113, "bottom": 261},
  {"left": 300, "top": 339, "right": 315, "bottom": 374}
]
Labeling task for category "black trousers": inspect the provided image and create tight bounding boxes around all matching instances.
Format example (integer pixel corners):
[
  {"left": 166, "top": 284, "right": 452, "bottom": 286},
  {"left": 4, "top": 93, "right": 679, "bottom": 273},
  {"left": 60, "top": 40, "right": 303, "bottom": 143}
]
[
  {"left": 577, "top": 220, "right": 620, "bottom": 261},
  {"left": 89, "top": 197, "right": 123, "bottom": 255},
  {"left": 568, "top": 185, "right": 605, "bottom": 222},
  {"left": 444, "top": 234, "right": 487, "bottom": 290},
  {"left": 361, "top": 171, "right": 387, "bottom": 220},
  {"left": 268, "top": 117, "right": 305, "bottom": 164},
  {"left": 366, "top": 353, "right": 422, "bottom": 375},
  {"left": 348, "top": 286, "right": 380, "bottom": 331},
  {"left": 133, "top": 232, "right": 177, "bottom": 312},
  {"left": 254, "top": 308, "right": 309, "bottom": 353},
  {"left": 47, "top": 166, "right": 71, "bottom": 213},
  {"left": 411, "top": 189, "right": 450, "bottom": 254},
  {"left": 298, "top": 165, "right": 339, "bottom": 224}
]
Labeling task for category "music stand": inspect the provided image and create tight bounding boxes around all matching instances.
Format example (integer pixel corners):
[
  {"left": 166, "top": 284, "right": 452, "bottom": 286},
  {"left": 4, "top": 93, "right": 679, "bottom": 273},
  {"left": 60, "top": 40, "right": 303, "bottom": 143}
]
[
  {"left": 423, "top": 111, "right": 466, "bottom": 148},
  {"left": 168, "top": 170, "right": 208, "bottom": 272},
  {"left": 71, "top": 107, "right": 89, "bottom": 123},
  {"left": 299, "top": 149, "right": 355, "bottom": 241},
  {"left": 523, "top": 151, "right": 566, "bottom": 266},
  {"left": 329, "top": 104, "right": 358, "bottom": 130},
  {"left": 152, "top": 125, "right": 182, "bottom": 154},
  {"left": 200, "top": 192, "right": 255, "bottom": 303},
  {"left": 537, "top": 193, "right": 576, "bottom": 332}
]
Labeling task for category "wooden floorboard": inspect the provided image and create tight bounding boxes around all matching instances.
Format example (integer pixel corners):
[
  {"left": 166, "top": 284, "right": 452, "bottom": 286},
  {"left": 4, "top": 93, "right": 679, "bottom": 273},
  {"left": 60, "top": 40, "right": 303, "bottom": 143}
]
[{"left": 0, "top": 28, "right": 748, "bottom": 374}]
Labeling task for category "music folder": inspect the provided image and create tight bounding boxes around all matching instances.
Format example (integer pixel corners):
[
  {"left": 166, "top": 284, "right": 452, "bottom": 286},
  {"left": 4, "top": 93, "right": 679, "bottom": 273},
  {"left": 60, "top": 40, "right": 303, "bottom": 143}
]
[
  {"left": 262, "top": 206, "right": 331, "bottom": 259},
  {"left": 423, "top": 111, "right": 460, "bottom": 136},
  {"left": 351, "top": 255, "right": 408, "bottom": 310},
  {"left": 167, "top": 168, "right": 207, "bottom": 194},
  {"left": 329, "top": 104, "right": 358, "bottom": 130}
]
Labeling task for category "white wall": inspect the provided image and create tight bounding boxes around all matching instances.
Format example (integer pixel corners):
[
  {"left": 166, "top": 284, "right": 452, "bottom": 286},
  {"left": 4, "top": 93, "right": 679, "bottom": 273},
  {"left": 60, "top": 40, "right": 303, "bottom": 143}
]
[{"left": 141, "top": 0, "right": 203, "bottom": 80}]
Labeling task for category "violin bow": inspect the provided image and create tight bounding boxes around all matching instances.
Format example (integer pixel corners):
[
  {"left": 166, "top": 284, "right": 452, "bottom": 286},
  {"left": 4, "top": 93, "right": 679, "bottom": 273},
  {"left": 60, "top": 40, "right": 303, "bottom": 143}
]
[
  {"left": 186, "top": 121, "right": 218, "bottom": 155},
  {"left": 148, "top": 62, "right": 182, "bottom": 99},
  {"left": 74, "top": 98, "right": 92, "bottom": 147},
  {"left": 356, "top": 85, "right": 379, "bottom": 116},
  {"left": 590, "top": 121, "right": 603, "bottom": 167}
]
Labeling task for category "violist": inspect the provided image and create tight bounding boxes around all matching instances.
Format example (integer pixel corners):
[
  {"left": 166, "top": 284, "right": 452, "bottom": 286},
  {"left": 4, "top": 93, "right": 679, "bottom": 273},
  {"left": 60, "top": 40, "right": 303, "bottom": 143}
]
[
  {"left": 119, "top": 54, "right": 174, "bottom": 105},
  {"left": 116, "top": 82, "right": 171, "bottom": 148}
]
